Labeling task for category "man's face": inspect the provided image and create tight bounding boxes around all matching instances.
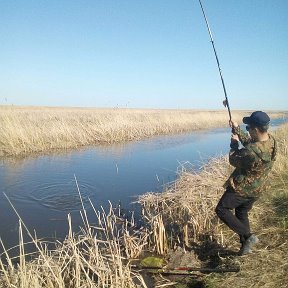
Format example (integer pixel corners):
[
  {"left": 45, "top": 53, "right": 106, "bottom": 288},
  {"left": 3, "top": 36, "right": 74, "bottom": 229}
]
[{"left": 246, "top": 125, "right": 258, "bottom": 140}]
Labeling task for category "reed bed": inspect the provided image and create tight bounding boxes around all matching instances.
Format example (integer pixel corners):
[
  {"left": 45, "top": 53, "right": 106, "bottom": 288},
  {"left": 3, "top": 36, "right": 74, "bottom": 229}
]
[
  {"left": 0, "top": 198, "right": 149, "bottom": 288},
  {"left": 138, "top": 156, "right": 231, "bottom": 251},
  {"left": 138, "top": 123, "right": 288, "bottom": 287},
  {"left": 0, "top": 106, "right": 256, "bottom": 157}
]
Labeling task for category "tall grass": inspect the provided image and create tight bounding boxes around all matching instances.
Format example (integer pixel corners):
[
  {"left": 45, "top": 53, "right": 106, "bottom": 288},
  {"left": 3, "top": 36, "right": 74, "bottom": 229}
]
[
  {"left": 0, "top": 197, "right": 149, "bottom": 288},
  {"left": 138, "top": 156, "right": 231, "bottom": 251},
  {"left": 138, "top": 123, "right": 288, "bottom": 287},
  {"left": 0, "top": 106, "right": 257, "bottom": 157}
]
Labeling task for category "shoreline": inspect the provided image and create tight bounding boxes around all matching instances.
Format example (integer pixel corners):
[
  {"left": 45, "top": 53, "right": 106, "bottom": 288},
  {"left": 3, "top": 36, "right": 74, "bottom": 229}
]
[{"left": 0, "top": 106, "right": 285, "bottom": 158}]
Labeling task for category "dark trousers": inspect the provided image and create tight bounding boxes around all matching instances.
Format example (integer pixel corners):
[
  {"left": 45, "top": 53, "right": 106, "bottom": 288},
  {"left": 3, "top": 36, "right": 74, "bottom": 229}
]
[{"left": 215, "top": 187, "right": 256, "bottom": 243}]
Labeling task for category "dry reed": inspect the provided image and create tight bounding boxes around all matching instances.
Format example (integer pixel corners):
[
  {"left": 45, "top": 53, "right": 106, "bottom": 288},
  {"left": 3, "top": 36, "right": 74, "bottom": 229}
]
[
  {"left": 0, "top": 105, "right": 267, "bottom": 157},
  {"left": 138, "top": 156, "right": 230, "bottom": 250},
  {"left": 0, "top": 197, "right": 149, "bottom": 288},
  {"left": 138, "top": 123, "right": 288, "bottom": 287}
]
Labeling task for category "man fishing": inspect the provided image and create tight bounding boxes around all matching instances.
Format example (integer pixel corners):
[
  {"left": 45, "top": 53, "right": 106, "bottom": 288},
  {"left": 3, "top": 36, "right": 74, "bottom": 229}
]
[{"left": 215, "top": 111, "right": 277, "bottom": 255}]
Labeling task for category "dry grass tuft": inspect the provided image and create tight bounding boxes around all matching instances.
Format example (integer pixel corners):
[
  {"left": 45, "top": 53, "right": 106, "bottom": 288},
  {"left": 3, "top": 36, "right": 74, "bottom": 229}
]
[
  {"left": 0, "top": 198, "right": 149, "bottom": 288},
  {"left": 138, "top": 156, "right": 232, "bottom": 249}
]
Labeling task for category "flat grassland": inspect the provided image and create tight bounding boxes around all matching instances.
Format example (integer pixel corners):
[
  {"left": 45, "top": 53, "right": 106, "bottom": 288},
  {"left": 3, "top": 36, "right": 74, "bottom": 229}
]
[{"left": 0, "top": 105, "right": 282, "bottom": 157}]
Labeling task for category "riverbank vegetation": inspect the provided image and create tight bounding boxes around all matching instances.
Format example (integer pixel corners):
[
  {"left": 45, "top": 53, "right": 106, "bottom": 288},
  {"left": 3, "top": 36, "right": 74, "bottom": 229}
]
[
  {"left": 138, "top": 122, "right": 288, "bottom": 287},
  {"left": 0, "top": 199, "right": 150, "bottom": 288},
  {"left": 1, "top": 105, "right": 282, "bottom": 157}
]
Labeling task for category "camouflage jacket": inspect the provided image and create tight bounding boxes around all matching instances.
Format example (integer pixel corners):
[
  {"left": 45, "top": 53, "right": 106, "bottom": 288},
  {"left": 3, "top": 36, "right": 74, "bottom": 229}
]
[{"left": 224, "top": 126, "right": 277, "bottom": 198}]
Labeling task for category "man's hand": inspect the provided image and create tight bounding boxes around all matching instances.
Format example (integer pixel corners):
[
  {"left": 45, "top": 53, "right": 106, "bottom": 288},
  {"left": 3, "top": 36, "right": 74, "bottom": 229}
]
[
  {"left": 230, "top": 134, "right": 239, "bottom": 149},
  {"left": 229, "top": 120, "right": 239, "bottom": 135},
  {"left": 231, "top": 133, "right": 239, "bottom": 142}
]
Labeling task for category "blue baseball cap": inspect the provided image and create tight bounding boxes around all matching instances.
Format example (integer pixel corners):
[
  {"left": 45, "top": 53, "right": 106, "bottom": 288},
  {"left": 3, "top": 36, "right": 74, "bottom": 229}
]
[{"left": 243, "top": 111, "right": 270, "bottom": 127}]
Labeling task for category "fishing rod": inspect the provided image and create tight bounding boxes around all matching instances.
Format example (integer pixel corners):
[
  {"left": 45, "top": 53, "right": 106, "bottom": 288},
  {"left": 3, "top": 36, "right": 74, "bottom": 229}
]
[
  {"left": 131, "top": 265, "right": 240, "bottom": 274},
  {"left": 198, "top": 0, "right": 232, "bottom": 122}
]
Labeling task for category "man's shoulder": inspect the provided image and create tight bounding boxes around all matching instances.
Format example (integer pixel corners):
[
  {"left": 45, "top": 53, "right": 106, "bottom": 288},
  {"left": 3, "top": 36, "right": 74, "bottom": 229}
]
[{"left": 247, "top": 136, "right": 276, "bottom": 162}]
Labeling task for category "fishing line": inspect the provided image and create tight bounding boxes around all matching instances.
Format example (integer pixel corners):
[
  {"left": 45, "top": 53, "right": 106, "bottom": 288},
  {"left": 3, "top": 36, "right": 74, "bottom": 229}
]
[{"left": 198, "top": 0, "right": 232, "bottom": 121}]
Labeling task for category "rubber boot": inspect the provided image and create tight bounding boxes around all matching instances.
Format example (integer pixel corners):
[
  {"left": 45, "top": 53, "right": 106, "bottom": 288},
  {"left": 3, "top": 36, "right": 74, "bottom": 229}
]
[{"left": 238, "top": 234, "right": 259, "bottom": 256}]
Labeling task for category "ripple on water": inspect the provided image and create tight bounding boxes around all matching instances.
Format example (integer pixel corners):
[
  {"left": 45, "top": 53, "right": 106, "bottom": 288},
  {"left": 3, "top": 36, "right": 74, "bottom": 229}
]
[{"left": 6, "top": 180, "right": 96, "bottom": 212}]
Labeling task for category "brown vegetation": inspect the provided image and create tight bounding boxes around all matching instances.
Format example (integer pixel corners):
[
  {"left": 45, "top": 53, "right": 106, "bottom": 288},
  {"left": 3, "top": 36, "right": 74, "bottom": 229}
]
[
  {"left": 0, "top": 105, "right": 263, "bottom": 157},
  {"left": 138, "top": 123, "right": 288, "bottom": 287},
  {"left": 0, "top": 197, "right": 149, "bottom": 288}
]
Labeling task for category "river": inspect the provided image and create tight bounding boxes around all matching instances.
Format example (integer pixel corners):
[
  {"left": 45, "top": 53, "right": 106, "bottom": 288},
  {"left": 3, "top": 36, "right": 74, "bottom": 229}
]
[{"left": 0, "top": 118, "right": 286, "bottom": 253}]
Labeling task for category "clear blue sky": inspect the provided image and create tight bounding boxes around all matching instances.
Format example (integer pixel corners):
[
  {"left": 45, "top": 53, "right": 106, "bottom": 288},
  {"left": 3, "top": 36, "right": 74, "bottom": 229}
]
[{"left": 0, "top": 0, "right": 287, "bottom": 110}]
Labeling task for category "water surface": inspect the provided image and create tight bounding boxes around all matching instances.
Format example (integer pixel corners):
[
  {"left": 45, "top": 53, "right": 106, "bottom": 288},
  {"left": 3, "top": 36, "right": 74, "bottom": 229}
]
[{"left": 0, "top": 118, "right": 285, "bottom": 252}]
